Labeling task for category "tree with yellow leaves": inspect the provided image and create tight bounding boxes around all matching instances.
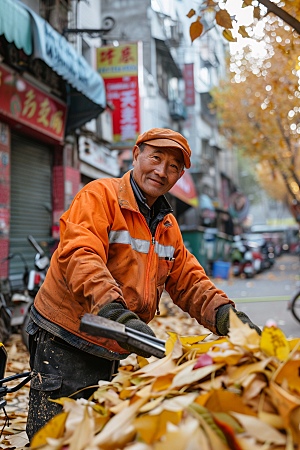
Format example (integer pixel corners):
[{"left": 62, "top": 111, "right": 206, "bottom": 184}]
[
  {"left": 187, "top": 0, "right": 300, "bottom": 43},
  {"left": 210, "top": 15, "right": 300, "bottom": 219}
]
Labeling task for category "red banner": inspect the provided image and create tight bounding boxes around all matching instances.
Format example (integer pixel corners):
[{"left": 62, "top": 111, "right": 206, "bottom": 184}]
[
  {"left": 104, "top": 76, "right": 140, "bottom": 146},
  {"left": 0, "top": 64, "right": 66, "bottom": 142},
  {"left": 184, "top": 64, "right": 195, "bottom": 106}
]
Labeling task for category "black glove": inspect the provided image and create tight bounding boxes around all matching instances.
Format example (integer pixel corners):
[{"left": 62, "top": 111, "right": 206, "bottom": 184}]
[
  {"left": 216, "top": 304, "right": 261, "bottom": 336},
  {"left": 98, "top": 302, "right": 156, "bottom": 358}
]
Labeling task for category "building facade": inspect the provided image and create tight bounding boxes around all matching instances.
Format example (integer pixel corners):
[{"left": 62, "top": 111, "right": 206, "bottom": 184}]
[{"left": 0, "top": 0, "right": 109, "bottom": 277}]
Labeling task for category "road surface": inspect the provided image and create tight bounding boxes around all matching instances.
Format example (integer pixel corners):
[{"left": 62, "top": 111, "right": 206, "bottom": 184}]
[{"left": 212, "top": 253, "right": 300, "bottom": 338}]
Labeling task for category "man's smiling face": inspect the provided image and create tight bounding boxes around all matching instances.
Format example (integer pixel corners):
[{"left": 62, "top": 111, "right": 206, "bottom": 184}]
[{"left": 132, "top": 143, "right": 184, "bottom": 207}]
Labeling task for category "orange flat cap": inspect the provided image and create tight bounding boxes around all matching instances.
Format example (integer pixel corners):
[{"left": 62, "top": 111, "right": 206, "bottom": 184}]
[{"left": 135, "top": 128, "right": 191, "bottom": 169}]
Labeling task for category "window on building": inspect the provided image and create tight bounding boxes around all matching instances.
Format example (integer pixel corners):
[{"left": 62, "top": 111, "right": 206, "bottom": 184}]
[
  {"left": 39, "top": 0, "right": 70, "bottom": 34},
  {"left": 156, "top": 53, "right": 168, "bottom": 98}
]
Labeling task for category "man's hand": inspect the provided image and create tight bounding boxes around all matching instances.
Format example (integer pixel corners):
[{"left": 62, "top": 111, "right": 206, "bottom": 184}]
[
  {"left": 98, "top": 302, "right": 156, "bottom": 358},
  {"left": 216, "top": 304, "right": 261, "bottom": 336}
]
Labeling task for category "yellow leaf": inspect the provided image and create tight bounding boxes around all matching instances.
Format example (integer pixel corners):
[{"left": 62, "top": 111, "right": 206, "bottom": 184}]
[
  {"left": 195, "top": 391, "right": 212, "bottom": 406},
  {"left": 228, "top": 358, "right": 272, "bottom": 384},
  {"left": 166, "top": 334, "right": 209, "bottom": 354},
  {"left": 288, "top": 338, "right": 300, "bottom": 350},
  {"left": 260, "top": 326, "right": 289, "bottom": 361},
  {"left": 238, "top": 26, "right": 250, "bottom": 38},
  {"left": 228, "top": 309, "right": 260, "bottom": 351},
  {"left": 180, "top": 335, "right": 209, "bottom": 345},
  {"left": 31, "top": 411, "right": 68, "bottom": 447},
  {"left": 49, "top": 397, "right": 75, "bottom": 406},
  {"left": 216, "top": 10, "right": 233, "bottom": 29},
  {"left": 137, "top": 355, "right": 149, "bottom": 368},
  {"left": 190, "top": 19, "right": 204, "bottom": 42},
  {"left": 205, "top": 390, "right": 257, "bottom": 416},
  {"left": 190, "top": 337, "right": 228, "bottom": 352},
  {"left": 242, "top": 0, "right": 252, "bottom": 6},
  {"left": 134, "top": 410, "right": 182, "bottom": 444},
  {"left": 258, "top": 411, "right": 285, "bottom": 429},
  {"left": 187, "top": 8, "right": 196, "bottom": 18},
  {"left": 275, "top": 358, "right": 300, "bottom": 395},
  {"left": 152, "top": 373, "right": 175, "bottom": 392},
  {"left": 165, "top": 332, "right": 178, "bottom": 355},
  {"left": 222, "top": 29, "right": 237, "bottom": 42}
]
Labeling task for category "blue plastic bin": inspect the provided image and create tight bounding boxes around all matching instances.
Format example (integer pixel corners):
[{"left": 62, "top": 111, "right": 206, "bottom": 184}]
[{"left": 212, "top": 261, "right": 231, "bottom": 279}]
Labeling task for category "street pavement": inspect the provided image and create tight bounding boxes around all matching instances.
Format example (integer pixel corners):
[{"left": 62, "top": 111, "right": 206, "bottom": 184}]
[{"left": 212, "top": 253, "right": 300, "bottom": 338}]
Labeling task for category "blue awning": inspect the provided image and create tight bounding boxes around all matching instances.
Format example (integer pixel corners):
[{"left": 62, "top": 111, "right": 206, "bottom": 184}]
[
  {"left": 15, "top": 0, "right": 106, "bottom": 132},
  {"left": 0, "top": 0, "right": 32, "bottom": 55}
]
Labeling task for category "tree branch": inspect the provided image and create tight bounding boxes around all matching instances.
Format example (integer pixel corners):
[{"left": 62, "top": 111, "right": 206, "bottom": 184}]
[{"left": 258, "top": 0, "right": 300, "bottom": 35}]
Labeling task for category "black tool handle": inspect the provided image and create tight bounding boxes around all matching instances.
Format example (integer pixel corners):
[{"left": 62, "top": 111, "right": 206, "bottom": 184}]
[{"left": 80, "top": 314, "right": 166, "bottom": 358}]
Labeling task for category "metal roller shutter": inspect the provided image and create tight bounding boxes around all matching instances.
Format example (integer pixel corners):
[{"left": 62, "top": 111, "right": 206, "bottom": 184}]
[{"left": 10, "top": 134, "right": 53, "bottom": 276}]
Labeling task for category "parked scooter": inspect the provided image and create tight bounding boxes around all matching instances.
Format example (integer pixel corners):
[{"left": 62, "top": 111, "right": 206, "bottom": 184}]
[
  {"left": 230, "top": 238, "right": 259, "bottom": 278},
  {"left": 21, "top": 235, "right": 49, "bottom": 348},
  {"left": 0, "top": 236, "right": 49, "bottom": 347}
]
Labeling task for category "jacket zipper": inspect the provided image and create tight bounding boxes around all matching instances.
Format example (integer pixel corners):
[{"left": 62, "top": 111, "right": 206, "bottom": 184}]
[
  {"left": 121, "top": 206, "right": 171, "bottom": 316},
  {"left": 140, "top": 223, "right": 162, "bottom": 314}
]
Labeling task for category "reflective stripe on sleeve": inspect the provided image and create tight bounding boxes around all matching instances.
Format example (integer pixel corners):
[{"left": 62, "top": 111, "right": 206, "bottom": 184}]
[{"left": 109, "top": 230, "right": 150, "bottom": 254}]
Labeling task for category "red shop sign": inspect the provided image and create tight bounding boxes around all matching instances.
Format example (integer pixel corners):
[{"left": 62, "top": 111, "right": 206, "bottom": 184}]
[
  {"left": 104, "top": 76, "right": 140, "bottom": 146},
  {"left": 0, "top": 64, "right": 66, "bottom": 142}
]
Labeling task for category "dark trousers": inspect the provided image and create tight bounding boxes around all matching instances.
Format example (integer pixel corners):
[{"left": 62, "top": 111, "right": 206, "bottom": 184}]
[{"left": 26, "top": 328, "right": 118, "bottom": 442}]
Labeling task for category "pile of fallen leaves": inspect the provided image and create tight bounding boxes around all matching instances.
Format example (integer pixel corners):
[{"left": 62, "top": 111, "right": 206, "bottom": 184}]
[
  {"left": 0, "top": 334, "right": 30, "bottom": 449},
  {"left": 31, "top": 310, "right": 300, "bottom": 450}
]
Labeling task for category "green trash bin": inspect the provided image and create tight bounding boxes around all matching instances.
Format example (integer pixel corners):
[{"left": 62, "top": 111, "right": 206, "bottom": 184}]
[
  {"left": 180, "top": 226, "right": 207, "bottom": 271},
  {"left": 215, "top": 232, "right": 233, "bottom": 262}
]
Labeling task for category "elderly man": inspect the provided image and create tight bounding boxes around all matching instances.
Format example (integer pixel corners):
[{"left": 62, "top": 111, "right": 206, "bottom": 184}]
[{"left": 26, "top": 128, "right": 260, "bottom": 440}]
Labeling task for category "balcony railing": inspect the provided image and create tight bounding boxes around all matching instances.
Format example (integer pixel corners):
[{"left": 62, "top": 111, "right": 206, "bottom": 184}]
[{"left": 169, "top": 99, "right": 187, "bottom": 121}]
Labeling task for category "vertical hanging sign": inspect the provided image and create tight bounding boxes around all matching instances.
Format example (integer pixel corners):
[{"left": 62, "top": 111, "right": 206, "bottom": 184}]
[
  {"left": 97, "top": 43, "right": 141, "bottom": 147},
  {"left": 184, "top": 63, "right": 195, "bottom": 106}
]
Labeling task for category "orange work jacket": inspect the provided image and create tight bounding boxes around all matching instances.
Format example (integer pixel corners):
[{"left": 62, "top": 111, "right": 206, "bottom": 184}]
[{"left": 34, "top": 171, "right": 234, "bottom": 357}]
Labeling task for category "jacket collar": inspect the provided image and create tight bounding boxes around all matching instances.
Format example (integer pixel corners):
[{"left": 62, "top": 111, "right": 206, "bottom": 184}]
[
  {"left": 118, "top": 170, "right": 139, "bottom": 212},
  {"left": 118, "top": 170, "right": 173, "bottom": 218}
]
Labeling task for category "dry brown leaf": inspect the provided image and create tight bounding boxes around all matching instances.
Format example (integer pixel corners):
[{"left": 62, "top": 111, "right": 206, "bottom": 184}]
[
  {"left": 186, "top": 8, "right": 196, "bottom": 18},
  {"left": 215, "top": 10, "right": 233, "bottom": 29},
  {"left": 231, "top": 412, "right": 286, "bottom": 445},
  {"left": 243, "top": 376, "right": 267, "bottom": 401},
  {"left": 190, "top": 19, "right": 204, "bottom": 42},
  {"left": 171, "top": 363, "right": 224, "bottom": 389}
]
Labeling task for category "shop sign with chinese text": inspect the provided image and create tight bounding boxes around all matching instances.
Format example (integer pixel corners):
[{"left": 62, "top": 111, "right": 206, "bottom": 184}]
[
  {"left": 97, "top": 43, "right": 141, "bottom": 147},
  {"left": 0, "top": 64, "right": 66, "bottom": 141}
]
